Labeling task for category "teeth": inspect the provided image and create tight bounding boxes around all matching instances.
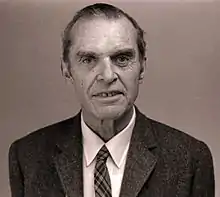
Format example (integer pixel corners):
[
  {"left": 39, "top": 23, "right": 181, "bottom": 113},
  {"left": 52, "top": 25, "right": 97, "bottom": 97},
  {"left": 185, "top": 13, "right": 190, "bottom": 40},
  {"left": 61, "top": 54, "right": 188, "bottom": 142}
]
[
  {"left": 101, "top": 93, "right": 108, "bottom": 97},
  {"left": 97, "top": 92, "right": 119, "bottom": 97}
]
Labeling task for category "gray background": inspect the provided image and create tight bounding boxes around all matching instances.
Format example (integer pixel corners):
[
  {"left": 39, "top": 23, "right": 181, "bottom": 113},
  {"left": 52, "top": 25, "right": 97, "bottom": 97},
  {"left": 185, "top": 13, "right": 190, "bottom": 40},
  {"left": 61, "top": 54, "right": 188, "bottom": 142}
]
[{"left": 0, "top": 0, "right": 219, "bottom": 196}]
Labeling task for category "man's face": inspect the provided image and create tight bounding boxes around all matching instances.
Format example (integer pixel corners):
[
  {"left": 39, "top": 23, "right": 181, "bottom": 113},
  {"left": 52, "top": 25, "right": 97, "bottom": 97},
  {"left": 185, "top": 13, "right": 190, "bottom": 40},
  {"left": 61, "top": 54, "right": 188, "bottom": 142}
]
[{"left": 68, "top": 17, "right": 145, "bottom": 120}]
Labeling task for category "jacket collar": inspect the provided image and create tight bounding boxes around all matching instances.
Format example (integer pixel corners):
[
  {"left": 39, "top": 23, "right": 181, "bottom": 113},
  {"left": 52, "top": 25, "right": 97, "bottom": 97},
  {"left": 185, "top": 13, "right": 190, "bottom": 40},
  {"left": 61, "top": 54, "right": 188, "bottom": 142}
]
[
  {"left": 119, "top": 106, "right": 158, "bottom": 197},
  {"left": 53, "top": 106, "right": 158, "bottom": 197},
  {"left": 53, "top": 112, "right": 84, "bottom": 197}
]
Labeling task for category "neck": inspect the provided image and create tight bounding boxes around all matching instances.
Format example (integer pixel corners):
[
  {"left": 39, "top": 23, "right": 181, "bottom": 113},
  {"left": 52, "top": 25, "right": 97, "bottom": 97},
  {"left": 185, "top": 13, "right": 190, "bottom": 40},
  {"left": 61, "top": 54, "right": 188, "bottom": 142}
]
[{"left": 82, "top": 106, "right": 134, "bottom": 142}]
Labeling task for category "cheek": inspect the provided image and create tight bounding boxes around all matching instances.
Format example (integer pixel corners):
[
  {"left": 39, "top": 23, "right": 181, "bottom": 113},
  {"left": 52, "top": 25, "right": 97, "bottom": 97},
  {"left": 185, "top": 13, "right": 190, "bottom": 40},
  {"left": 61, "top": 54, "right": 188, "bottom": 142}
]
[
  {"left": 73, "top": 74, "right": 94, "bottom": 102},
  {"left": 128, "top": 68, "right": 141, "bottom": 90},
  {"left": 124, "top": 67, "right": 140, "bottom": 84},
  {"left": 122, "top": 73, "right": 140, "bottom": 97},
  {"left": 73, "top": 77, "right": 86, "bottom": 98}
]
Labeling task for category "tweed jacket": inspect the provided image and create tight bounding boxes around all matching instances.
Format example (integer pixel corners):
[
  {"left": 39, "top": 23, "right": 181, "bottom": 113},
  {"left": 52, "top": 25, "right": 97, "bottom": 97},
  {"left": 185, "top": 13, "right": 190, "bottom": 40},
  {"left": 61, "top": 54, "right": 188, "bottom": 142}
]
[{"left": 9, "top": 108, "right": 215, "bottom": 197}]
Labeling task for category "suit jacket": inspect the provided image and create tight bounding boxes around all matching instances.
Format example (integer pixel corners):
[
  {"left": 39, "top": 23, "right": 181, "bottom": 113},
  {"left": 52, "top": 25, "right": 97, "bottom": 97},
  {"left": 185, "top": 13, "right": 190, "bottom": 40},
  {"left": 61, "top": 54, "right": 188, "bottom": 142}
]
[{"left": 9, "top": 108, "right": 215, "bottom": 197}]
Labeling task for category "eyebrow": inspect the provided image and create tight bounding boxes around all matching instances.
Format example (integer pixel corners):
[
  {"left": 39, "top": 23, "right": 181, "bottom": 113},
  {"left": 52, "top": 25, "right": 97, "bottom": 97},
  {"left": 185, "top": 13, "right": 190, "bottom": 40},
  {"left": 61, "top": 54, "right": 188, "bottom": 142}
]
[
  {"left": 110, "top": 48, "right": 136, "bottom": 57},
  {"left": 76, "top": 51, "right": 97, "bottom": 58},
  {"left": 76, "top": 48, "right": 135, "bottom": 58}
]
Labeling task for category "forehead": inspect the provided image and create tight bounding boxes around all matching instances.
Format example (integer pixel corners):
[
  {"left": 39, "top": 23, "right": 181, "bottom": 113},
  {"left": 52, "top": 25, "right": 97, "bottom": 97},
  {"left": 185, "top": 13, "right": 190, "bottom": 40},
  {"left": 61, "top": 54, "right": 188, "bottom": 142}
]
[{"left": 70, "top": 17, "right": 138, "bottom": 54}]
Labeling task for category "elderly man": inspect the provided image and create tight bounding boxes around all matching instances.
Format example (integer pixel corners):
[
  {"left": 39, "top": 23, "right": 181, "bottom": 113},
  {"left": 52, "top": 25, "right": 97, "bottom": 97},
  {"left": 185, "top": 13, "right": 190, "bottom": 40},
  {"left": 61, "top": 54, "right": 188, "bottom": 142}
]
[{"left": 9, "top": 3, "right": 214, "bottom": 197}]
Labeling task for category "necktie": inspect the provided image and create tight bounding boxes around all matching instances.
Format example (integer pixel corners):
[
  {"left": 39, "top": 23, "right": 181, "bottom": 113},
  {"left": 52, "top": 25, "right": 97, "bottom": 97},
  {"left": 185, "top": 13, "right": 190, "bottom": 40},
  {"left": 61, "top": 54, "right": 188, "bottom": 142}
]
[{"left": 94, "top": 145, "right": 112, "bottom": 197}]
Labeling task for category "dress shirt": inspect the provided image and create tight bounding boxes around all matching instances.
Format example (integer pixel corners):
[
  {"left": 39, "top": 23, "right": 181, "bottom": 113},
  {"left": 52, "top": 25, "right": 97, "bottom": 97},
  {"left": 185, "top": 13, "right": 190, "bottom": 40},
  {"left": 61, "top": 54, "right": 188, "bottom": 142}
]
[{"left": 81, "top": 107, "right": 136, "bottom": 197}]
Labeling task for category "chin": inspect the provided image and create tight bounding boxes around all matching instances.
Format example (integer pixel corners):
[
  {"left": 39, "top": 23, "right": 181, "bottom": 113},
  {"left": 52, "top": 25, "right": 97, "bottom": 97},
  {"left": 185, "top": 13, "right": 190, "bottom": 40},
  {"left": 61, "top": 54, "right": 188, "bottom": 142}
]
[{"left": 93, "top": 105, "right": 127, "bottom": 120}]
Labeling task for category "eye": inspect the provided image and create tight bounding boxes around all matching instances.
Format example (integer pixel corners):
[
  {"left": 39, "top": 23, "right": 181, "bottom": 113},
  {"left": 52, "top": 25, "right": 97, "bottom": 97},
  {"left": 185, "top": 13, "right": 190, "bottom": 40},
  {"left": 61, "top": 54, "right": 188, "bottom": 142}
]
[
  {"left": 113, "top": 55, "right": 131, "bottom": 67},
  {"left": 80, "top": 56, "right": 96, "bottom": 64}
]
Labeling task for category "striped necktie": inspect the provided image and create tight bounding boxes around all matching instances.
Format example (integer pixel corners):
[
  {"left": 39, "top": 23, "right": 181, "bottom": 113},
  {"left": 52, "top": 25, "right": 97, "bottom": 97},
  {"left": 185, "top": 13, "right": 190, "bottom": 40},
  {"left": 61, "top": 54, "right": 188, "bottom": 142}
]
[{"left": 94, "top": 145, "right": 112, "bottom": 197}]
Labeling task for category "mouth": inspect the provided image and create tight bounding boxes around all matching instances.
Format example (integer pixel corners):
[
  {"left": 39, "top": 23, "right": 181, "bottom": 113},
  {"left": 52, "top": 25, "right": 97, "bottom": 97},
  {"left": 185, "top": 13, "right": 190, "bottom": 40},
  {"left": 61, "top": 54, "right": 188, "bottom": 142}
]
[{"left": 93, "top": 90, "right": 124, "bottom": 98}]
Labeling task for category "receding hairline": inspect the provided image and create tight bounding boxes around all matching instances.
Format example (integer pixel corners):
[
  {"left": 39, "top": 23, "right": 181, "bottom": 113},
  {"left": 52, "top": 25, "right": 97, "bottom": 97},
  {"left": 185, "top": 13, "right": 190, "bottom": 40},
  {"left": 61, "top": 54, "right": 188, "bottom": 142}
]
[
  {"left": 68, "top": 15, "right": 138, "bottom": 45},
  {"left": 62, "top": 3, "right": 147, "bottom": 64}
]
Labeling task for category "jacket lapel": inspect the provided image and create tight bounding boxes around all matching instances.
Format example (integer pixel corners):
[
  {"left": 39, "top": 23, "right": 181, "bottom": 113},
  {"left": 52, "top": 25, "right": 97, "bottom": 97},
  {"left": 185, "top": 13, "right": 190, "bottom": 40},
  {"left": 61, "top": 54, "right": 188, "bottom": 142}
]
[
  {"left": 53, "top": 113, "right": 83, "bottom": 197},
  {"left": 52, "top": 108, "right": 157, "bottom": 197},
  {"left": 120, "top": 108, "right": 158, "bottom": 197}
]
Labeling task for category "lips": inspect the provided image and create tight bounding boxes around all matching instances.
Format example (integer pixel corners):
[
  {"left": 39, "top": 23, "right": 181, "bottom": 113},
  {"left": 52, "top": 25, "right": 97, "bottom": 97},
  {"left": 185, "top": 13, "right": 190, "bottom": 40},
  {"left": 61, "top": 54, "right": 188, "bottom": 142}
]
[{"left": 93, "top": 90, "right": 123, "bottom": 98}]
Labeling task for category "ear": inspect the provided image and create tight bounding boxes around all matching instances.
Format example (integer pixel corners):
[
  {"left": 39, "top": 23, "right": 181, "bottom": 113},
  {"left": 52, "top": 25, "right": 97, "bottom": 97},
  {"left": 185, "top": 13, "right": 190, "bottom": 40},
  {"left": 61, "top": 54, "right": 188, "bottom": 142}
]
[
  {"left": 139, "top": 57, "right": 147, "bottom": 84},
  {"left": 61, "top": 58, "right": 74, "bottom": 83}
]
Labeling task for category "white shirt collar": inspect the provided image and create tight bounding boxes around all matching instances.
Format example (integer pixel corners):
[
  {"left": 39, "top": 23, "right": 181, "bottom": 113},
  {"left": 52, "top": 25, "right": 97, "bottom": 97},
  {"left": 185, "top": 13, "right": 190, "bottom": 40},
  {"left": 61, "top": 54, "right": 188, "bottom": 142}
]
[{"left": 81, "top": 106, "right": 136, "bottom": 168}]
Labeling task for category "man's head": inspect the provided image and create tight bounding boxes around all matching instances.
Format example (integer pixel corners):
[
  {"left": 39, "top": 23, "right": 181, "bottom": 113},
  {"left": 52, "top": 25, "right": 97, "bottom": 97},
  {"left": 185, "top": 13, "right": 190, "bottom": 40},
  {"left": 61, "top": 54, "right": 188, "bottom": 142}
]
[{"left": 61, "top": 3, "right": 147, "bottom": 120}]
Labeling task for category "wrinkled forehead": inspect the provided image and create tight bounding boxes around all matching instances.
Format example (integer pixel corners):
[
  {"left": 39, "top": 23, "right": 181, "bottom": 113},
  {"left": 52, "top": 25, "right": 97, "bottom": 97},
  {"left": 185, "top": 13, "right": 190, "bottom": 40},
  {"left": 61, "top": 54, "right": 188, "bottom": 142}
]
[{"left": 69, "top": 17, "right": 138, "bottom": 55}]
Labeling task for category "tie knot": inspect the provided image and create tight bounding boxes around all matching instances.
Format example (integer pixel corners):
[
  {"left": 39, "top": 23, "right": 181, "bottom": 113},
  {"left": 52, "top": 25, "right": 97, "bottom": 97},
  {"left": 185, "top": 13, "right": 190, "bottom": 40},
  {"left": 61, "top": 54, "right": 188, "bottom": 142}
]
[{"left": 96, "top": 145, "right": 110, "bottom": 162}]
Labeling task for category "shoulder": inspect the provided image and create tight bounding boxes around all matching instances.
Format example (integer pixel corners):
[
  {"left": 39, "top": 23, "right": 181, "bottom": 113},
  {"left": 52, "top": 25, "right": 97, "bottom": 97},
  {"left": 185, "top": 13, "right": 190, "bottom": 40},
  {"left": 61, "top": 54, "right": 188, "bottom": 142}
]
[
  {"left": 9, "top": 113, "right": 80, "bottom": 161},
  {"left": 137, "top": 109, "right": 213, "bottom": 162},
  {"left": 11, "top": 116, "right": 73, "bottom": 146},
  {"left": 150, "top": 116, "right": 210, "bottom": 153}
]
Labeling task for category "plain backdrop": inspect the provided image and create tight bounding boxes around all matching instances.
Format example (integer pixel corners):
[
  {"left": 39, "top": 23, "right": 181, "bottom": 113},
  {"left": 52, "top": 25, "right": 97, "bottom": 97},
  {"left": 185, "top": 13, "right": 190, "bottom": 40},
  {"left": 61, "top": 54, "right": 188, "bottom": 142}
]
[{"left": 0, "top": 0, "right": 219, "bottom": 196}]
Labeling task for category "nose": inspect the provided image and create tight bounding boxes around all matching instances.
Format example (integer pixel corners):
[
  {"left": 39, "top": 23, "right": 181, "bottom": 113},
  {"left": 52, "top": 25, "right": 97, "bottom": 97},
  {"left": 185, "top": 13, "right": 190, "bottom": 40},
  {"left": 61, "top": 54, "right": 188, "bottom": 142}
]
[{"left": 97, "top": 58, "right": 117, "bottom": 83}]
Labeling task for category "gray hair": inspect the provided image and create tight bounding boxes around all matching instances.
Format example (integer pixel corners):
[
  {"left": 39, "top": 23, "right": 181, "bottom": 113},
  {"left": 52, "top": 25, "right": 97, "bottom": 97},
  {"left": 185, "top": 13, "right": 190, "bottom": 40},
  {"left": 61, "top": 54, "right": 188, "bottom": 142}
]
[{"left": 62, "top": 3, "right": 147, "bottom": 67}]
